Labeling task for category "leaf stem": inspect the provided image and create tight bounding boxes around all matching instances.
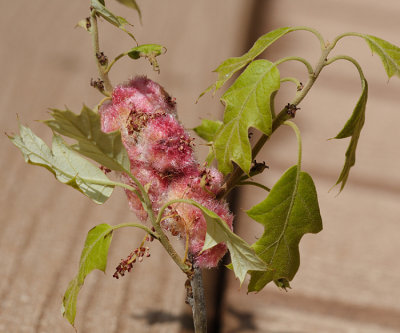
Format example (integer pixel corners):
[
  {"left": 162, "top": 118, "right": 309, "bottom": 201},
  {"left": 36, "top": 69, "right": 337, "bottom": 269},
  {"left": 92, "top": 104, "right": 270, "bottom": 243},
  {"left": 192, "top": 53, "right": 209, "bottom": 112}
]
[
  {"left": 112, "top": 223, "right": 159, "bottom": 239},
  {"left": 90, "top": 10, "right": 113, "bottom": 93},
  {"left": 330, "top": 32, "right": 364, "bottom": 50},
  {"left": 275, "top": 56, "right": 314, "bottom": 75},
  {"left": 237, "top": 181, "right": 271, "bottom": 192},
  {"left": 292, "top": 26, "right": 326, "bottom": 49},
  {"left": 280, "top": 77, "right": 303, "bottom": 90},
  {"left": 325, "top": 55, "right": 366, "bottom": 81},
  {"left": 104, "top": 52, "right": 128, "bottom": 74},
  {"left": 283, "top": 120, "right": 302, "bottom": 169}
]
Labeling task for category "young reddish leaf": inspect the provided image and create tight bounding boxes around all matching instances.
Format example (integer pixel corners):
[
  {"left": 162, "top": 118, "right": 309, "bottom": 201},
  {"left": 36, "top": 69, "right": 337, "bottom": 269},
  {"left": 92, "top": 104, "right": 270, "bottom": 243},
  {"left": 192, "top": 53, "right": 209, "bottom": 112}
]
[
  {"left": 214, "top": 60, "right": 280, "bottom": 174},
  {"left": 333, "top": 79, "right": 368, "bottom": 191},
  {"left": 200, "top": 27, "right": 293, "bottom": 97},
  {"left": 247, "top": 166, "right": 322, "bottom": 292},
  {"left": 62, "top": 224, "right": 113, "bottom": 327},
  {"left": 193, "top": 119, "right": 223, "bottom": 142},
  {"left": 362, "top": 35, "right": 400, "bottom": 79},
  {"left": 9, "top": 125, "right": 114, "bottom": 204},
  {"left": 45, "top": 106, "right": 130, "bottom": 173}
]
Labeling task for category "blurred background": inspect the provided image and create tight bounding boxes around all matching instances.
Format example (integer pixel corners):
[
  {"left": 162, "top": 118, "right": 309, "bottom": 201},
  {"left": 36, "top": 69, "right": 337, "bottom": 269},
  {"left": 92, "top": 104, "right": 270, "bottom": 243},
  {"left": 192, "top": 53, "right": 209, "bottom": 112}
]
[{"left": 1, "top": 1, "right": 399, "bottom": 332}]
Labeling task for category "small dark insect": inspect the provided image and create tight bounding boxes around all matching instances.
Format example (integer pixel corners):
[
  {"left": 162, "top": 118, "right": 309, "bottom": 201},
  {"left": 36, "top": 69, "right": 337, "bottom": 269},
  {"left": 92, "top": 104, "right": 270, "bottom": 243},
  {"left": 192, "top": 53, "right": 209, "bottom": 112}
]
[
  {"left": 297, "top": 82, "right": 304, "bottom": 91},
  {"left": 96, "top": 51, "right": 108, "bottom": 66},
  {"left": 285, "top": 103, "right": 300, "bottom": 118},
  {"left": 250, "top": 160, "right": 269, "bottom": 175},
  {"left": 90, "top": 78, "right": 104, "bottom": 91},
  {"left": 99, "top": 165, "right": 111, "bottom": 174}
]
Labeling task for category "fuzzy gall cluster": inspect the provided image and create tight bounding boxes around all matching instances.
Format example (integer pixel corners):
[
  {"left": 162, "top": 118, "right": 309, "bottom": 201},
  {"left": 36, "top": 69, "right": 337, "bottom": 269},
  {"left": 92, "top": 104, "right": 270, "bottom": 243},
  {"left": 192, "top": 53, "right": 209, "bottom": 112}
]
[{"left": 100, "top": 77, "right": 233, "bottom": 268}]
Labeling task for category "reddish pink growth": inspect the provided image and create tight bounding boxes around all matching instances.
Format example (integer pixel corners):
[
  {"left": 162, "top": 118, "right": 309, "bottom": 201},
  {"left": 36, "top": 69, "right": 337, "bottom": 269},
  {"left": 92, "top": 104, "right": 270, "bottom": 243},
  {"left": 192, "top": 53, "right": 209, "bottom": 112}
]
[{"left": 100, "top": 77, "right": 233, "bottom": 268}]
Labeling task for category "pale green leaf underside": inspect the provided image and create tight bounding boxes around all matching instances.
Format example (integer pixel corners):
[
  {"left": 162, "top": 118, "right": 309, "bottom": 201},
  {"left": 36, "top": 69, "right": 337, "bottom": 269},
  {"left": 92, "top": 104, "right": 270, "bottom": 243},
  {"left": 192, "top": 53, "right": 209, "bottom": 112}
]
[
  {"left": 9, "top": 125, "right": 114, "bottom": 204},
  {"left": 127, "top": 44, "right": 165, "bottom": 72},
  {"left": 202, "top": 27, "right": 293, "bottom": 95},
  {"left": 174, "top": 199, "right": 266, "bottom": 285},
  {"left": 114, "top": 0, "right": 142, "bottom": 21},
  {"left": 91, "top": 0, "right": 130, "bottom": 28},
  {"left": 45, "top": 106, "right": 130, "bottom": 173},
  {"left": 62, "top": 224, "right": 113, "bottom": 326},
  {"left": 214, "top": 59, "right": 280, "bottom": 174},
  {"left": 363, "top": 34, "right": 400, "bottom": 79},
  {"left": 193, "top": 119, "right": 223, "bottom": 142},
  {"left": 127, "top": 44, "right": 165, "bottom": 59},
  {"left": 247, "top": 166, "right": 322, "bottom": 292},
  {"left": 334, "top": 79, "right": 368, "bottom": 191}
]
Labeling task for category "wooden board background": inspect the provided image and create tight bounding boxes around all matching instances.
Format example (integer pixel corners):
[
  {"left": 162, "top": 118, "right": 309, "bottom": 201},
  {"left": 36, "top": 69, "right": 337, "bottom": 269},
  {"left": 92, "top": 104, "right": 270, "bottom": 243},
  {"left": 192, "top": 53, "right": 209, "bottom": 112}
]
[{"left": 1, "top": 1, "right": 399, "bottom": 332}]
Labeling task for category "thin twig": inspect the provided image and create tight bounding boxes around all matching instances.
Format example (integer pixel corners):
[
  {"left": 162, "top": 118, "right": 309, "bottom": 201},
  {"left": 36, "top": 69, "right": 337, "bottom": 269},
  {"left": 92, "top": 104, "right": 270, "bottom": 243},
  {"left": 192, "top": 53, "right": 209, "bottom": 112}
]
[{"left": 186, "top": 254, "right": 207, "bottom": 333}]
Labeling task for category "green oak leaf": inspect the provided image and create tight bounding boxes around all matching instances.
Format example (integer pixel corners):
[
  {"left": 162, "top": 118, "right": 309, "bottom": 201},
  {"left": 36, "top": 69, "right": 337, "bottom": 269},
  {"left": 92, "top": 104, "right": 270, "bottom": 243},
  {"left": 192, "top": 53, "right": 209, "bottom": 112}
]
[
  {"left": 127, "top": 44, "right": 165, "bottom": 59},
  {"left": 169, "top": 199, "right": 267, "bottom": 285},
  {"left": 91, "top": 0, "right": 130, "bottom": 29},
  {"left": 214, "top": 59, "right": 280, "bottom": 174},
  {"left": 200, "top": 27, "right": 292, "bottom": 97},
  {"left": 362, "top": 35, "right": 400, "bottom": 79},
  {"left": 45, "top": 106, "right": 130, "bottom": 173},
  {"left": 127, "top": 44, "right": 166, "bottom": 72},
  {"left": 62, "top": 224, "right": 113, "bottom": 327},
  {"left": 333, "top": 79, "right": 368, "bottom": 191},
  {"left": 9, "top": 125, "right": 114, "bottom": 204},
  {"left": 193, "top": 119, "right": 223, "bottom": 142},
  {"left": 198, "top": 204, "right": 267, "bottom": 285},
  {"left": 247, "top": 165, "right": 322, "bottom": 292},
  {"left": 115, "top": 0, "right": 142, "bottom": 22}
]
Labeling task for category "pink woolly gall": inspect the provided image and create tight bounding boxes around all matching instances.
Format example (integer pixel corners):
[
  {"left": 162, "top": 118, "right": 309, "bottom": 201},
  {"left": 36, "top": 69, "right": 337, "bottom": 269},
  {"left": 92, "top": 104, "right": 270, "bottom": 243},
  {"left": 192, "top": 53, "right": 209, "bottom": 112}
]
[
  {"left": 166, "top": 171, "right": 233, "bottom": 268},
  {"left": 100, "top": 76, "right": 233, "bottom": 268}
]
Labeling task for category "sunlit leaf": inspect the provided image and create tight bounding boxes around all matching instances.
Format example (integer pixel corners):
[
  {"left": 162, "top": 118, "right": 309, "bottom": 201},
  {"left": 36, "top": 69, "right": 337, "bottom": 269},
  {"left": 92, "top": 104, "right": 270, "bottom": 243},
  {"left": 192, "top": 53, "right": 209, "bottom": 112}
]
[
  {"left": 9, "top": 125, "right": 114, "bottom": 204},
  {"left": 45, "top": 106, "right": 130, "bottom": 173},
  {"left": 193, "top": 119, "right": 223, "bottom": 142},
  {"left": 214, "top": 60, "right": 280, "bottom": 174},
  {"left": 127, "top": 44, "right": 166, "bottom": 72},
  {"left": 91, "top": 0, "right": 129, "bottom": 28},
  {"left": 62, "top": 224, "right": 113, "bottom": 327},
  {"left": 200, "top": 27, "right": 292, "bottom": 97},
  {"left": 333, "top": 79, "right": 368, "bottom": 191},
  {"left": 169, "top": 199, "right": 267, "bottom": 285},
  {"left": 127, "top": 44, "right": 164, "bottom": 59},
  {"left": 247, "top": 166, "right": 322, "bottom": 292},
  {"left": 362, "top": 34, "right": 400, "bottom": 79},
  {"left": 115, "top": 0, "right": 142, "bottom": 22}
]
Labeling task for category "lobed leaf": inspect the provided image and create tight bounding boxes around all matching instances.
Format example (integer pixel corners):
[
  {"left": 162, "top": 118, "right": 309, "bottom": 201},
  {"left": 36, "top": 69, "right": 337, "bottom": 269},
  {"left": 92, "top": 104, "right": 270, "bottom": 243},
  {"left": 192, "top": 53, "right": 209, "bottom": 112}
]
[
  {"left": 170, "top": 199, "right": 267, "bottom": 285},
  {"left": 247, "top": 166, "right": 322, "bottom": 292},
  {"left": 62, "top": 224, "right": 113, "bottom": 327},
  {"left": 362, "top": 34, "right": 400, "bottom": 79},
  {"left": 214, "top": 59, "right": 280, "bottom": 174},
  {"left": 127, "top": 44, "right": 166, "bottom": 72},
  {"left": 200, "top": 27, "right": 293, "bottom": 96},
  {"left": 127, "top": 44, "right": 165, "bottom": 59},
  {"left": 91, "top": 0, "right": 130, "bottom": 29},
  {"left": 45, "top": 106, "right": 130, "bottom": 173},
  {"left": 333, "top": 79, "right": 368, "bottom": 191},
  {"left": 115, "top": 0, "right": 142, "bottom": 22},
  {"left": 9, "top": 125, "right": 114, "bottom": 204},
  {"left": 193, "top": 119, "right": 223, "bottom": 142}
]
